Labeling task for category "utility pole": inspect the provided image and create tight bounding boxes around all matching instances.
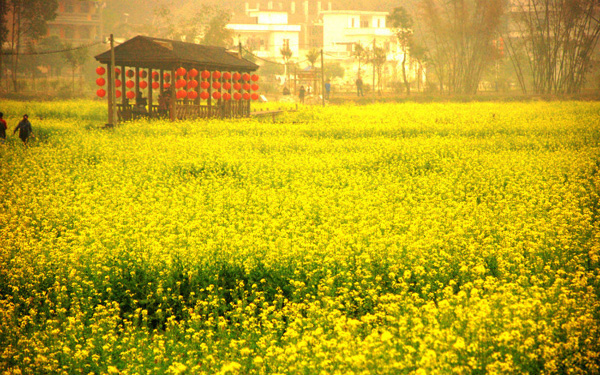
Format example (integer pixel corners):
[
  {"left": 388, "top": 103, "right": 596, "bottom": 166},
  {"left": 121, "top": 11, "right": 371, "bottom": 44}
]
[{"left": 320, "top": 49, "right": 325, "bottom": 106}]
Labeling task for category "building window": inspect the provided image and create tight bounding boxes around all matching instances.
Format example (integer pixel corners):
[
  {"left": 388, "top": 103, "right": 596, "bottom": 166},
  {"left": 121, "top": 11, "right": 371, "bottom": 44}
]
[
  {"left": 361, "top": 20, "right": 369, "bottom": 28},
  {"left": 64, "top": 0, "right": 74, "bottom": 13},
  {"left": 80, "top": 1, "right": 89, "bottom": 13}
]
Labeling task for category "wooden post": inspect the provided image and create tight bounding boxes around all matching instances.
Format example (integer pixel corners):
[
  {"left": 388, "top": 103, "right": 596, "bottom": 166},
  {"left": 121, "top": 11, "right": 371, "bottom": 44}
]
[
  {"left": 121, "top": 65, "right": 126, "bottom": 107},
  {"left": 321, "top": 49, "right": 325, "bottom": 107},
  {"left": 208, "top": 70, "right": 212, "bottom": 118},
  {"left": 107, "top": 62, "right": 113, "bottom": 125},
  {"left": 135, "top": 66, "right": 140, "bottom": 100},
  {"left": 170, "top": 67, "right": 176, "bottom": 121},
  {"left": 148, "top": 68, "right": 153, "bottom": 116}
]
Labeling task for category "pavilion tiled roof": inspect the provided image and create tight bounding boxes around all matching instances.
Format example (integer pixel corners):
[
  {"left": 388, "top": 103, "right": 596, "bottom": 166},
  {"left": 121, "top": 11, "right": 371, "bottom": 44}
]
[{"left": 95, "top": 35, "right": 259, "bottom": 72}]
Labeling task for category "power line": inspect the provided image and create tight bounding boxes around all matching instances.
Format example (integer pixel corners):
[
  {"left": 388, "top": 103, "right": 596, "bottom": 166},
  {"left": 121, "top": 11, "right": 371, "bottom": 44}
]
[{"left": 0, "top": 40, "right": 104, "bottom": 56}]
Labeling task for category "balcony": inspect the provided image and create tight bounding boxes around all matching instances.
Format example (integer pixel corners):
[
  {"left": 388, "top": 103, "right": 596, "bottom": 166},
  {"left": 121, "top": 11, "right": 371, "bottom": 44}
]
[{"left": 344, "top": 27, "right": 393, "bottom": 37}]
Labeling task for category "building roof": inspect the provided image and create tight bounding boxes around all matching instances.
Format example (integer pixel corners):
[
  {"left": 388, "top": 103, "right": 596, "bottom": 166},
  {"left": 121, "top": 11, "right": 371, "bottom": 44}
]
[{"left": 95, "top": 35, "right": 259, "bottom": 72}]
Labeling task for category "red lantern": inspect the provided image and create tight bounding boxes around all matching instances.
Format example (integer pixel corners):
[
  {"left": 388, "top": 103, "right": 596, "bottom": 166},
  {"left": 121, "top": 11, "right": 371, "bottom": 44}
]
[
  {"left": 164, "top": 83, "right": 171, "bottom": 89},
  {"left": 233, "top": 72, "right": 241, "bottom": 81},
  {"left": 126, "top": 91, "right": 135, "bottom": 99},
  {"left": 200, "top": 81, "right": 210, "bottom": 89},
  {"left": 126, "top": 80, "right": 135, "bottom": 89},
  {"left": 200, "top": 91, "right": 209, "bottom": 100},
  {"left": 187, "top": 80, "right": 198, "bottom": 89},
  {"left": 126, "top": 69, "right": 134, "bottom": 78},
  {"left": 233, "top": 92, "right": 242, "bottom": 100},
  {"left": 175, "top": 79, "right": 187, "bottom": 89},
  {"left": 243, "top": 83, "right": 251, "bottom": 91},
  {"left": 223, "top": 72, "right": 231, "bottom": 80},
  {"left": 187, "top": 91, "right": 198, "bottom": 99},
  {"left": 243, "top": 93, "right": 251, "bottom": 100},
  {"left": 152, "top": 71, "right": 159, "bottom": 80},
  {"left": 212, "top": 82, "right": 221, "bottom": 90},
  {"left": 212, "top": 71, "right": 221, "bottom": 80},
  {"left": 96, "top": 66, "right": 106, "bottom": 75},
  {"left": 251, "top": 74, "right": 259, "bottom": 82},
  {"left": 223, "top": 82, "right": 231, "bottom": 90},
  {"left": 163, "top": 73, "right": 171, "bottom": 82},
  {"left": 96, "top": 88, "right": 106, "bottom": 97},
  {"left": 139, "top": 70, "right": 147, "bottom": 79},
  {"left": 233, "top": 82, "right": 242, "bottom": 91},
  {"left": 96, "top": 77, "right": 106, "bottom": 86},
  {"left": 242, "top": 73, "right": 251, "bottom": 81},
  {"left": 201, "top": 70, "right": 210, "bottom": 79},
  {"left": 139, "top": 81, "right": 148, "bottom": 89},
  {"left": 177, "top": 90, "right": 187, "bottom": 99},
  {"left": 115, "top": 68, "right": 121, "bottom": 75},
  {"left": 212, "top": 91, "right": 221, "bottom": 100},
  {"left": 251, "top": 93, "right": 259, "bottom": 100},
  {"left": 176, "top": 67, "right": 187, "bottom": 76},
  {"left": 223, "top": 93, "right": 231, "bottom": 100},
  {"left": 116, "top": 90, "right": 122, "bottom": 98},
  {"left": 152, "top": 82, "right": 160, "bottom": 89},
  {"left": 188, "top": 68, "right": 198, "bottom": 78},
  {"left": 115, "top": 79, "right": 122, "bottom": 87},
  {"left": 251, "top": 84, "right": 259, "bottom": 91}
]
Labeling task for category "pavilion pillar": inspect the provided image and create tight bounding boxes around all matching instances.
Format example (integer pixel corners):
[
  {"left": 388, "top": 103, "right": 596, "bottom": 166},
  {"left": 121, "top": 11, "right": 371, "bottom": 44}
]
[
  {"left": 121, "top": 65, "right": 126, "bottom": 107},
  {"left": 170, "top": 67, "right": 176, "bottom": 121},
  {"left": 148, "top": 68, "right": 153, "bottom": 116},
  {"left": 135, "top": 67, "right": 140, "bottom": 100},
  {"left": 208, "top": 71, "right": 212, "bottom": 118},
  {"left": 107, "top": 62, "right": 114, "bottom": 125}
]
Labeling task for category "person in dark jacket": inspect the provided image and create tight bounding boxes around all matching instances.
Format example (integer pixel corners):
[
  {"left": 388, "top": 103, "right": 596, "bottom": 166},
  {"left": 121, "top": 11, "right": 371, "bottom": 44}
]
[
  {"left": 0, "top": 112, "right": 7, "bottom": 144},
  {"left": 13, "top": 114, "right": 33, "bottom": 145}
]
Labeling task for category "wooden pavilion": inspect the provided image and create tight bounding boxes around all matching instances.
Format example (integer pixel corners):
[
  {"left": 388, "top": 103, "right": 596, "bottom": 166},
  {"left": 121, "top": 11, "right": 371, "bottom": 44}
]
[{"left": 94, "top": 35, "right": 260, "bottom": 122}]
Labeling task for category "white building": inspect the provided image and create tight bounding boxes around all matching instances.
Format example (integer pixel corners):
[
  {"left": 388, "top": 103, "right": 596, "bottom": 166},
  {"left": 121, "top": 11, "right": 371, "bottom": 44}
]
[{"left": 227, "top": 7, "right": 301, "bottom": 62}]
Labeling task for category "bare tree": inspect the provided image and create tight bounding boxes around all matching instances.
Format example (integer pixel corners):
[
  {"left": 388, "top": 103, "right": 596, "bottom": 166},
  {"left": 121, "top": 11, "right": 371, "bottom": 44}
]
[
  {"left": 6, "top": 0, "right": 58, "bottom": 92},
  {"left": 508, "top": 0, "right": 600, "bottom": 94},
  {"left": 388, "top": 6, "right": 414, "bottom": 95},
  {"left": 418, "top": 0, "right": 505, "bottom": 94},
  {"left": 368, "top": 46, "right": 387, "bottom": 95},
  {"left": 353, "top": 42, "right": 367, "bottom": 75}
]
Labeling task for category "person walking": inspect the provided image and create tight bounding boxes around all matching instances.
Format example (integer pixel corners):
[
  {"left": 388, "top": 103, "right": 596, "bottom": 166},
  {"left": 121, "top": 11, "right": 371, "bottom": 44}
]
[
  {"left": 299, "top": 85, "right": 306, "bottom": 104},
  {"left": 325, "top": 79, "right": 331, "bottom": 100},
  {"left": 13, "top": 114, "right": 33, "bottom": 145},
  {"left": 0, "top": 112, "right": 7, "bottom": 144},
  {"left": 355, "top": 76, "right": 364, "bottom": 97}
]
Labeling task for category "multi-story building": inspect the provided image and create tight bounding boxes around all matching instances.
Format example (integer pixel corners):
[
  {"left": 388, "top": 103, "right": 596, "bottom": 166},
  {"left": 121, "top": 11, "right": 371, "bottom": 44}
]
[
  {"left": 227, "top": 7, "right": 302, "bottom": 61},
  {"left": 46, "top": 0, "right": 103, "bottom": 44}
]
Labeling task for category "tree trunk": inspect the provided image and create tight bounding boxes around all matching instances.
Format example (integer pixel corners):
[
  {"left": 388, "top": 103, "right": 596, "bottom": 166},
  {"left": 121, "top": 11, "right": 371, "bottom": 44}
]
[{"left": 401, "top": 52, "right": 410, "bottom": 95}]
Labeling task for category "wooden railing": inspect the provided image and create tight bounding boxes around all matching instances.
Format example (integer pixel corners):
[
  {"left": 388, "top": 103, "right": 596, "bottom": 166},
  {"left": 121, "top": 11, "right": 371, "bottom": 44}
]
[{"left": 116, "top": 101, "right": 252, "bottom": 122}]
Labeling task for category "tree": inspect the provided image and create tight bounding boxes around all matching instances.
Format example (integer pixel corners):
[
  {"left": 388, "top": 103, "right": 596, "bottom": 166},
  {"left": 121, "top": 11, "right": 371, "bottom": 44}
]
[
  {"left": 7, "top": 0, "right": 58, "bottom": 92},
  {"left": 38, "top": 36, "right": 64, "bottom": 78},
  {"left": 306, "top": 48, "right": 320, "bottom": 68},
  {"left": 62, "top": 43, "right": 88, "bottom": 93},
  {"left": 368, "top": 46, "right": 387, "bottom": 94},
  {"left": 353, "top": 42, "right": 367, "bottom": 74},
  {"left": 324, "top": 62, "right": 345, "bottom": 80},
  {"left": 507, "top": 0, "right": 600, "bottom": 94},
  {"left": 418, "top": 0, "right": 505, "bottom": 94},
  {"left": 280, "top": 40, "right": 293, "bottom": 83},
  {"left": 0, "top": 0, "right": 9, "bottom": 88},
  {"left": 200, "top": 7, "right": 233, "bottom": 47},
  {"left": 147, "top": 3, "right": 232, "bottom": 46},
  {"left": 388, "top": 6, "right": 414, "bottom": 95}
]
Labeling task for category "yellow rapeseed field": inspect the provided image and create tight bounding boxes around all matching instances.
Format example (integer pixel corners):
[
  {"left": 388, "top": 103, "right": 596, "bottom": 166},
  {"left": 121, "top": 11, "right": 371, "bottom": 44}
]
[{"left": 0, "top": 100, "right": 599, "bottom": 375}]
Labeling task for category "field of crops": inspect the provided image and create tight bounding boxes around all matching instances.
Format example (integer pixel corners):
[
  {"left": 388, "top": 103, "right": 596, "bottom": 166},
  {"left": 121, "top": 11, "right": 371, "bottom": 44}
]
[{"left": 1, "top": 100, "right": 599, "bottom": 375}]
